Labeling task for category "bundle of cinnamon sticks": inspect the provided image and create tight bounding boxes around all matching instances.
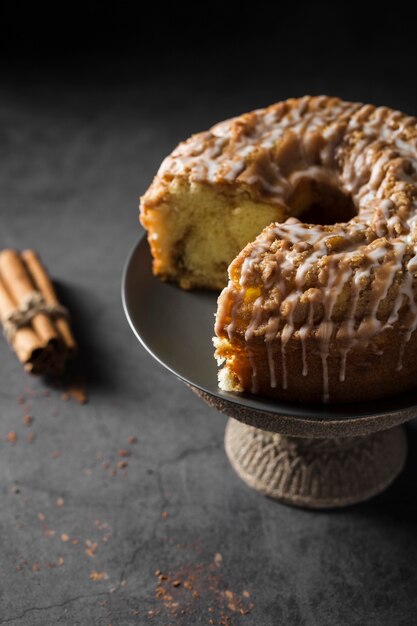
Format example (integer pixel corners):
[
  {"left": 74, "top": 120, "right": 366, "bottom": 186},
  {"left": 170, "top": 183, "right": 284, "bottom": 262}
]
[{"left": 0, "top": 249, "right": 77, "bottom": 375}]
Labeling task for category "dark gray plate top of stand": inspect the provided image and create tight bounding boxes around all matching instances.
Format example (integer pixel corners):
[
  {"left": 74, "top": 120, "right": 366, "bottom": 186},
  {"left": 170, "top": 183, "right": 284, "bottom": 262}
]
[{"left": 123, "top": 235, "right": 417, "bottom": 423}]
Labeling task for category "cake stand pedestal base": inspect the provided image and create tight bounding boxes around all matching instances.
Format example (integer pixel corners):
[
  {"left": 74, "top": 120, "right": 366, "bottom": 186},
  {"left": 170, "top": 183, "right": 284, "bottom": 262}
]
[{"left": 224, "top": 418, "right": 407, "bottom": 508}]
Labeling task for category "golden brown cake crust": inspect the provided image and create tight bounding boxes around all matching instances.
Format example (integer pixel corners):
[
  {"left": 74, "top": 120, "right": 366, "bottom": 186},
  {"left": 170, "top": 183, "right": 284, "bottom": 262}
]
[
  {"left": 213, "top": 96, "right": 417, "bottom": 403},
  {"left": 142, "top": 96, "right": 362, "bottom": 208}
]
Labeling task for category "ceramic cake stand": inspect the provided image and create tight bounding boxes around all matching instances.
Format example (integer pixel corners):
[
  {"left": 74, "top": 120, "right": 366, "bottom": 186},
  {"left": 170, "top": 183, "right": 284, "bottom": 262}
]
[{"left": 122, "top": 236, "right": 417, "bottom": 508}]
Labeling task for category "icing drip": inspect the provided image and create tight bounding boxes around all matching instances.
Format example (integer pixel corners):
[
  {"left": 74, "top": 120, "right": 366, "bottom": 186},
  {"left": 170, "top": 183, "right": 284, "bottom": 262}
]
[
  {"left": 298, "top": 301, "right": 314, "bottom": 377},
  {"left": 265, "top": 316, "right": 280, "bottom": 388},
  {"left": 279, "top": 295, "right": 298, "bottom": 390},
  {"left": 266, "top": 342, "right": 276, "bottom": 388},
  {"left": 244, "top": 296, "right": 264, "bottom": 342},
  {"left": 335, "top": 266, "right": 369, "bottom": 381},
  {"left": 244, "top": 296, "right": 264, "bottom": 391},
  {"left": 247, "top": 347, "right": 259, "bottom": 394},
  {"left": 393, "top": 270, "right": 417, "bottom": 371},
  {"left": 339, "top": 349, "right": 348, "bottom": 383},
  {"left": 317, "top": 259, "right": 352, "bottom": 403}
]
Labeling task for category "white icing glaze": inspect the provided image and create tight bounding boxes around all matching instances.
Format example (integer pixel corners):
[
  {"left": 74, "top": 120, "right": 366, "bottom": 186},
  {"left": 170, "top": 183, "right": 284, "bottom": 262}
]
[{"left": 206, "top": 98, "right": 417, "bottom": 401}]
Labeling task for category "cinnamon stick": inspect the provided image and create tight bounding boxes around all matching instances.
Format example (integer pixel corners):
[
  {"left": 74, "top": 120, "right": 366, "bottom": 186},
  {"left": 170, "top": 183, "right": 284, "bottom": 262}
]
[
  {"left": 0, "top": 250, "right": 60, "bottom": 348},
  {"left": 22, "top": 250, "right": 77, "bottom": 356},
  {"left": 0, "top": 275, "right": 43, "bottom": 366},
  {"left": 0, "top": 249, "right": 77, "bottom": 376}
]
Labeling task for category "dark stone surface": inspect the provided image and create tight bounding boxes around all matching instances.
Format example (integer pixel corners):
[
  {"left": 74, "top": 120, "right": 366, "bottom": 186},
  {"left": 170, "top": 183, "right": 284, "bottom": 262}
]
[{"left": 1, "top": 55, "right": 417, "bottom": 625}]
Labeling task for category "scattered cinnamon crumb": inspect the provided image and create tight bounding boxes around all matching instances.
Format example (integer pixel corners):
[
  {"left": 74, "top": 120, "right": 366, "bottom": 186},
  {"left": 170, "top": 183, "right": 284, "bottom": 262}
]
[
  {"left": 57, "top": 557, "right": 65, "bottom": 566},
  {"left": 240, "top": 605, "right": 253, "bottom": 615},
  {"left": 56, "top": 497, "right": 65, "bottom": 508},
  {"left": 66, "top": 378, "right": 88, "bottom": 405},
  {"left": 161, "top": 511, "right": 169, "bottom": 520},
  {"left": 72, "top": 539, "right": 79, "bottom": 545},
  {"left": 85, "top": 540, "right": 98, "bottom": 557},
  {"left": 152, "top": 547, "right": 253, "bottom": 621},
  {"left": 38, "top": 512, "right": 46, "bottom": 522},
  {"left": 7, "top": 431, "right": 17, "bottom": 444},
  {"left": 32, "top": 562, "right": 41, "bottom": 572},
  {"left": 128, "top": 436, "right": 138, "bottom": 445},
  {"left": 23, "top": 414, "right": 33, "bottom": 426},
  {"left": 117, "top": 449, "right": 130, "bottom": 457},
  {"left": 155, "top": 586, "right": 166, "bottom": 598},
  {"left": 89, "top": 570, "right": 108, "bottom": 581},
  {"left": 61, "top": 533, "right": 70, "bottom": 542},
  {"left": 95, "top": 520, "right": 105, "bottom": 529},
  {"left": 117, "top": 461, "right": 128, "bottom": 469}
]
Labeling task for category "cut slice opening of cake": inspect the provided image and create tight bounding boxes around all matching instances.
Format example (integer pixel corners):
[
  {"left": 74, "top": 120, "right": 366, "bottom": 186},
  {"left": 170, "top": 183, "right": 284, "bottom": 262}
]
[
  {"left": 141, "top": 179, "right": 287, "bottom": 290},
  {"left": 141, "top": 158, "right": 359, "bottom": 292}
]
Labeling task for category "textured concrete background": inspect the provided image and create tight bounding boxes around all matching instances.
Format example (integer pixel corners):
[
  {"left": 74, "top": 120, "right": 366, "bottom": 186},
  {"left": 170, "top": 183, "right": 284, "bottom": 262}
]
[{"left": 1, "top": 59, "right": 417, "bottom": 625}]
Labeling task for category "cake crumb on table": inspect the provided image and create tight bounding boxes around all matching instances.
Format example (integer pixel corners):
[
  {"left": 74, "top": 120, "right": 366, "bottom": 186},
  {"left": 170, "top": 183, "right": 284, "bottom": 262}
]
[
  {"left": 7, "top": 431, "right": 17, "bottom": 444},
  {"left": 89, "top": 570, "right": 108, "bottom": 581},
  {"left": 23, "top": 414, "right": 33, "bottom": 426}
]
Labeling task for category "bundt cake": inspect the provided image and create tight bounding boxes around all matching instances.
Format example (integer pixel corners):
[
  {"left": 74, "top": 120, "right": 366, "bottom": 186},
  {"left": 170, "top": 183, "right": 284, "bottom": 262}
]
[{"left": 140, "top": 96, "right": 417, "bottom": 403}]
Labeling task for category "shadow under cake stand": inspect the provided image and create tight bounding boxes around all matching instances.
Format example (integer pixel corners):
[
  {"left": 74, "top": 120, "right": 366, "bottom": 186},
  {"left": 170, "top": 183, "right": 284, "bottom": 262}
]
[{"left": 122, "top": 236, "right": 417, "bottom": 508}]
